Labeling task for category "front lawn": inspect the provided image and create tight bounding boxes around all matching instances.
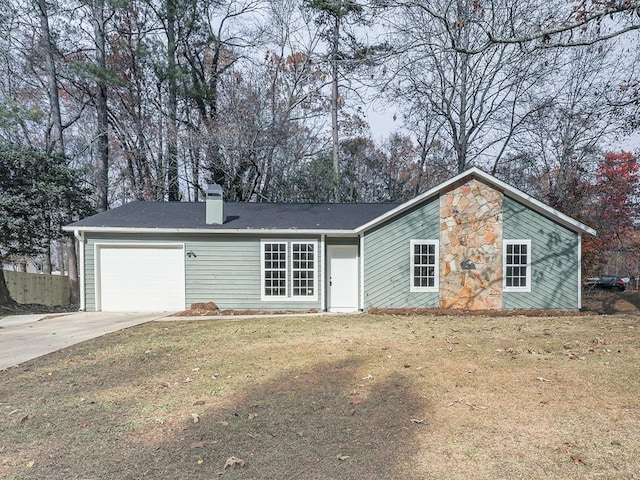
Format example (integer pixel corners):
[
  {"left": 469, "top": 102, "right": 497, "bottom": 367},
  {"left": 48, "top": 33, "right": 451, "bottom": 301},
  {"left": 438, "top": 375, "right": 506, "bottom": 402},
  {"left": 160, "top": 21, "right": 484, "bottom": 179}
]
[{"left": 1, "top": 313, "right": 639, "bottom": 479}]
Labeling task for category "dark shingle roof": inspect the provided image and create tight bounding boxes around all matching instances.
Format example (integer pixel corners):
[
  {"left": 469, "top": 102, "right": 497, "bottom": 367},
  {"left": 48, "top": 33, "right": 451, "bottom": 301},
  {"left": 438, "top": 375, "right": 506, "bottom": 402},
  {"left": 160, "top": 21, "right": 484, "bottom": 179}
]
[{"left": 66, "top": 201, "right": 400, "bottom": 231}]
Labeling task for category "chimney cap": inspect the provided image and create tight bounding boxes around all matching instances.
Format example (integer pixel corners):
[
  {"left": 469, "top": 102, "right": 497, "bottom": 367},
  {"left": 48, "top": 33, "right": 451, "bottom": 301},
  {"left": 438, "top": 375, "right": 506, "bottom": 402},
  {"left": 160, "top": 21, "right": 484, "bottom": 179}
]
[{"left": 206, "top": 184, "right": 223, "bottom": 196}]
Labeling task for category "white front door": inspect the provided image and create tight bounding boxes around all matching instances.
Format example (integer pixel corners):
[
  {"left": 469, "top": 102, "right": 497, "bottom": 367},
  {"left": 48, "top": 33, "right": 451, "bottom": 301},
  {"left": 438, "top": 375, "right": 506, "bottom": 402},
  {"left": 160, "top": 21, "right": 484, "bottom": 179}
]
[{"left": 327, "top": 244, "right": 359, "bottom": 312}]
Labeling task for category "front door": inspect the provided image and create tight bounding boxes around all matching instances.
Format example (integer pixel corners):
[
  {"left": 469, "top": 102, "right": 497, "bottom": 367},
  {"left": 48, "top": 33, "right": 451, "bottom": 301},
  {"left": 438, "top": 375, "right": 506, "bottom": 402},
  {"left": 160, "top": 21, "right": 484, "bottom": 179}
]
[{"left": 327, "top": 244, "right": 359, "bottom": 312}]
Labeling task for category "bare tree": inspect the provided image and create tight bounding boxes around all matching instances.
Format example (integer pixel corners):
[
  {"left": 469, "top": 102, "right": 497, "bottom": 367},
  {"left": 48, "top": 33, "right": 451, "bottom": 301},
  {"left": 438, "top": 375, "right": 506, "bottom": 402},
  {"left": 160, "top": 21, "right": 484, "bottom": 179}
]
[
  {"left": 390, "top": 0, "right": 640, "bottom": 53},
  {"left": 90, "top": 0, "right": 110, "bottom": 211},
  {"left": 498, "top": 45, "right": 628, "bottom": 218},
  {"left": 165, "top": 0, "right": 180, "bottom": 201},
  {"left": 382, "top": 0, "right": 554, "bottom": 173},
  {"left": 173, "top": 0, "right": 264, "bottom": 196},
  {"left": 33, "top": 0, "right": 82, "bottom": 301}
]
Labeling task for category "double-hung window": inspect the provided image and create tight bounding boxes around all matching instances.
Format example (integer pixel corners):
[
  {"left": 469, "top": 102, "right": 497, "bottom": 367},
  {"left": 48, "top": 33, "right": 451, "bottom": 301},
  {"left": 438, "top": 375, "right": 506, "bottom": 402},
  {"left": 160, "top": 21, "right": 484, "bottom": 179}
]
[
  {"left": 503, "top": 240, "right": 531, "bottom": 292},
  {"left": 261, "top": 240, "right": 317, "bottom": 300},
  {"left": 292, "top": 242, "right": 315, "bottom": 297},
  {"left": 263, "top": 242, "right": 287, "bottom": 298},
  {"left": 410, "top": 240, "right": 439, "bottom": 292}
]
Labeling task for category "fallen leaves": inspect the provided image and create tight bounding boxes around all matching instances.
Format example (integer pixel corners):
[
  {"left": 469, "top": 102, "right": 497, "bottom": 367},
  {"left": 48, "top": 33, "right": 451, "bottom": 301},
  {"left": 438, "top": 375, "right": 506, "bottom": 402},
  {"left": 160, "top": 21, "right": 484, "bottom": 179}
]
[
  {"left": 190, "top": 439, "right": 218, "bottom": 449},
  {"left": 570, "top": 453, "right": 588, "bottom": 466},
  {"left": 4, "top": 313, "right": 637, "bottom": 480},
  {"left": 447, "top": 399, "right": 488, "bottom": 410},
  {"left": 223, "top": 456, "right": 246, "bottom": 469},
  {"left": 465, "top": 402, "right": 487, "bottom": 411}
]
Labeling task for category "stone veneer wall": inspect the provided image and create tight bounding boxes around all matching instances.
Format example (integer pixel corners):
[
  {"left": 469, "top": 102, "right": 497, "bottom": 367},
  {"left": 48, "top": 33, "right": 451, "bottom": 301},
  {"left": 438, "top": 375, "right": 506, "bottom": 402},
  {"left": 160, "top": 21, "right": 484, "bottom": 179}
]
[{"left": 439, "top": 179, "right": 504, "bottom": 309}]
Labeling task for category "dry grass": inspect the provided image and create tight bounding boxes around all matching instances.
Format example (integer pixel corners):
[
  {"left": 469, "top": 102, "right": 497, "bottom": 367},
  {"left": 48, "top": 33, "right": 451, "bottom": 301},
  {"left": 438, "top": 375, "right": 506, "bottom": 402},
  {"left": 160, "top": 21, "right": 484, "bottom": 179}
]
[{"left": 1, "top": 313, "right": 639, "bottom": 479}]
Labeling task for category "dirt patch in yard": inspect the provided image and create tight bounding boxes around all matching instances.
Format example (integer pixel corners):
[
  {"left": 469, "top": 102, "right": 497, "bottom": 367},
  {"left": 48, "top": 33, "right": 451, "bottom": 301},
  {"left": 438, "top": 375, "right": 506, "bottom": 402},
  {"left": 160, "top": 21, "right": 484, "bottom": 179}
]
[{"left": 1, "top": 313, "right": 640, "bottom": 479}]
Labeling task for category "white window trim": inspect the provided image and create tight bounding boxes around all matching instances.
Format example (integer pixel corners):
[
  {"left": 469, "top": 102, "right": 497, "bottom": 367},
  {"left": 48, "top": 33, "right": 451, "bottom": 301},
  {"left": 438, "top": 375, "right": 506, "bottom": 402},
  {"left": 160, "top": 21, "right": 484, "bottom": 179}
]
[
  {"left": 503, "top": 239, "right": 532, "bottom": 293},
  {"left": 261, "top": 240, "right": 288, "bottom": 301},
  {"left": 410, "top": 239, "right": 439, "bottom": 293},
  {"left": 261, "top": 239, "right": 318, "bottom": 302},
  {"left": 290, "top": 241, "right": 318, "bottom": 300}
]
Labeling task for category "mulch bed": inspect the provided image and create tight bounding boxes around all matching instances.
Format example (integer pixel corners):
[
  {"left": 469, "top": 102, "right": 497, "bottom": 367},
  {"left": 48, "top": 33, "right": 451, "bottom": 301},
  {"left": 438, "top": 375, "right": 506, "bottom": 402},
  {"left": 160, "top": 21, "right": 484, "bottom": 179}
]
[
  {"left": 3, "top": 292, "right": 639, "bottom": 319},
  {"left": 171, "top": 302, "right": 319, "bottom": 317}
]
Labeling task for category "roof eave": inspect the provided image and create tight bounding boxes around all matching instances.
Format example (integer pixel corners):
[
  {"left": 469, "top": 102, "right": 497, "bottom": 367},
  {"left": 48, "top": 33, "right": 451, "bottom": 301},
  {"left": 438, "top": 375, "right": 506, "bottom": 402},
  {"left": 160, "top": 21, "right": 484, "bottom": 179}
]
[
  {"left": 355, "top": 167, "right": 597, "bottom": 236},
  {"left": 62, "top": 226, "right": 358, "bottom": 236}
]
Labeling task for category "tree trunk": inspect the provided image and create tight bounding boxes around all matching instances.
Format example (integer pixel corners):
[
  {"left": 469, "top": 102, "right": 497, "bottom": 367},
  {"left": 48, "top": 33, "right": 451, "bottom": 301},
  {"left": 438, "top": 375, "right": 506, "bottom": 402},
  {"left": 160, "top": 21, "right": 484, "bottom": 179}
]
[
  {"left": 36, "top": 0, "right": 64, "bottom": 156},
  {"left": 43, "top": 242, "right": 52, "bottom": 274},
  {"left": 56, "top": 239, "right": 66, "bottom": 275},
  {"left": 93, "top": 0, "right": 109, "bottom": 212},
  {"left": 0, "top": 269, "right": 16, "bottom": 308},
  {"left": 166, "top": 0, "right": 180, "bottom": 201},
  {"left": 36, "top": 0, "right": 80, "bottom": 301},
  {"left": 67, "top": 236, "right": 79, "bottom": 305},
  {"left": 330, "top": 14, "right": 340, "bottom": 202}
]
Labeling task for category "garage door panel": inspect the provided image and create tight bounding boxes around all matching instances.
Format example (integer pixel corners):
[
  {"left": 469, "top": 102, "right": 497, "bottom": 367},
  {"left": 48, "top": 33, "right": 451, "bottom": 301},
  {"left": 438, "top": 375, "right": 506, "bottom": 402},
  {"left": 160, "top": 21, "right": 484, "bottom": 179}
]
[{"left": 98, "top": 246, "right": 185, "bottom": 312}]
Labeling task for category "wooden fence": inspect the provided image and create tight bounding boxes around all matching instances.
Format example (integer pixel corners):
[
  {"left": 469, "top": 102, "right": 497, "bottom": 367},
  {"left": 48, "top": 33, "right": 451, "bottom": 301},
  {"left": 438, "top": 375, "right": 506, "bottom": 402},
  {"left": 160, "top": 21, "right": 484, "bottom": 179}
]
[{"left": 4, "top": 270, "right": 70, "bottom": 306}]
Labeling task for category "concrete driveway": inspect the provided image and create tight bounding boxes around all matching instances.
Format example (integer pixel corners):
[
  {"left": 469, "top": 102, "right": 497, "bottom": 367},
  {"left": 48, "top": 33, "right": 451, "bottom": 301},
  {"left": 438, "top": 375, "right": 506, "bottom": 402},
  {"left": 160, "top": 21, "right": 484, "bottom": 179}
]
[{"left": 0, "top": 311, "right": 170, "bottom": 370}]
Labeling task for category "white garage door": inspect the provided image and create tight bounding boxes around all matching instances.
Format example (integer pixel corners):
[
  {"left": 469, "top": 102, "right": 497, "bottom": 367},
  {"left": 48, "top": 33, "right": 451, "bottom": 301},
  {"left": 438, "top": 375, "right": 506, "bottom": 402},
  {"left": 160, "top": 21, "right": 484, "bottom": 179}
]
[{"left": 97, "top": 245, "right": 185, "bottom": 312}]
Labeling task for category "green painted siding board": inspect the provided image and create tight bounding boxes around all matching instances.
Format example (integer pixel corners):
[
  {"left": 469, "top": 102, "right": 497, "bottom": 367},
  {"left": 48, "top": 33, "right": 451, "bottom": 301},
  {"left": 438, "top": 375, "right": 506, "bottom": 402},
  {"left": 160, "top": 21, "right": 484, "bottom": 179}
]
[
  {"left": 503, "top": 197, "right": 579, "bottom": 310},
  {"left": 85, "top": 247, "right": 95, "bottom": 311},
  {"left": 363, "top": 198, "right": 440, "bottom": 308},
  {"left": 83, "top": 233, "right": 322, "bottom": 311}
]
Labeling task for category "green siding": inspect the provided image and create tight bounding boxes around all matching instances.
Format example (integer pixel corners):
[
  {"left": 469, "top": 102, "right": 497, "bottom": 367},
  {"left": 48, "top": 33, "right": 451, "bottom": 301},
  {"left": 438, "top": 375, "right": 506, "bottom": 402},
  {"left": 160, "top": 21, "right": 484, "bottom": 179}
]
[
  {"left": 363, "top": 198, "right": 440, "bottom": 308},
  {"left": 503, "top": 197, "right": 580, "bottom": 310},
  {"left": 83, "top": 233, "right": 322, "bottom": 311}
]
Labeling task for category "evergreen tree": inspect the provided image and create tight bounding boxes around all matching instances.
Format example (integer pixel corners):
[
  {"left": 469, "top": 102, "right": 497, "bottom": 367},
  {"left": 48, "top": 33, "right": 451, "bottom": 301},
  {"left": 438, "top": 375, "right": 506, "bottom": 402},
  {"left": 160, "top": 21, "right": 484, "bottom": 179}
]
[{"left": 0, "top": 143, "right": 93, "bottom": 307}]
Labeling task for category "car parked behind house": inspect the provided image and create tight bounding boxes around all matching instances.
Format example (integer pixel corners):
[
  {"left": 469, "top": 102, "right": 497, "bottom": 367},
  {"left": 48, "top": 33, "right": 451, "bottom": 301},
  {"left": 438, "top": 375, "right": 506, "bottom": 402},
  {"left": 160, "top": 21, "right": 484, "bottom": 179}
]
[{"left": 585, "top": 275, "right": 626, "bottom": 291}]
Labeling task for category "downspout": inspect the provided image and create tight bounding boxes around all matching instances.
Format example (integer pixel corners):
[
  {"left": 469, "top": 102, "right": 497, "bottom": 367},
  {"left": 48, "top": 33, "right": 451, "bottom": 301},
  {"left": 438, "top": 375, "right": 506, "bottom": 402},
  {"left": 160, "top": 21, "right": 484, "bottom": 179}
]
[
  {"left": 74, "top": 230, "right": 85, "bottom": 311},
  {"left": 577, "top": 234, "right": 582, "bottom": 311},
  {"left": 320, "top": 234, "right": 325, "bottom": 312},
  {"left": 359, "top": 233, "right": 365, "bottom": 311}
]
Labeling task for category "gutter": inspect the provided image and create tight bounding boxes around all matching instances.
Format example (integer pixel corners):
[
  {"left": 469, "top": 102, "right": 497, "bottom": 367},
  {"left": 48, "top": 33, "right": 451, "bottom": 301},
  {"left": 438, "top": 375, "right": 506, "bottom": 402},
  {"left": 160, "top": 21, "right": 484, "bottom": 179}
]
[{"left": 62, "top": 226, "right": 359, "bottom": 236}]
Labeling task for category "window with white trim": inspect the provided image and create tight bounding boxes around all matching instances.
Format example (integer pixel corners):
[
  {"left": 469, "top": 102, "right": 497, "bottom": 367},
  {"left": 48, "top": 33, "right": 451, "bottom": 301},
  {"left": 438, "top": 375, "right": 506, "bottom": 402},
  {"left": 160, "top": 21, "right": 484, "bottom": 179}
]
[
  {"left": 503, "top": 240, "right": 531, "bottom": 292},
  {"left": 263, "top": 242, "right": 287, "bottom": 297},
  {"left": 292, "top": 242, "right": 315, "bottom": 297},
  {"left": 261, "top": 240, "right": 317, "bottom": 300},
  {"left": 410, "top": 240, "right": 439, "bottom": 292}
]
